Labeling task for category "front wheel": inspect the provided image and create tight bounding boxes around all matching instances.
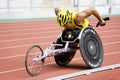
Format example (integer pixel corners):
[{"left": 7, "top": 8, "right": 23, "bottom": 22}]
[
  {"left": 79, "top": 27, "right": 104, "bottom": 68},
  {"left": 25, "top": 45, "right": 44, "bottom": 76}
]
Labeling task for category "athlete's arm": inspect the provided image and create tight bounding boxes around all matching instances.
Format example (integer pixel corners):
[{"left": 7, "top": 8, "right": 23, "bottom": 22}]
[{"left": 75, "top": 8, "right": 105, "bottom": 26}]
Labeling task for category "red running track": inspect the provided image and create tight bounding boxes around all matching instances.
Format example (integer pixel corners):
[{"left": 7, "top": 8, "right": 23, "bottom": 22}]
[{"left": 0, "top": 16, "right": 120, "bottom": 80}]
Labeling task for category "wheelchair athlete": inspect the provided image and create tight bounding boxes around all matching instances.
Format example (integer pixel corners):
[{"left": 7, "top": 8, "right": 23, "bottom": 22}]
[{"left": 55, "top": 7, "right": 106, "bottom": 37}]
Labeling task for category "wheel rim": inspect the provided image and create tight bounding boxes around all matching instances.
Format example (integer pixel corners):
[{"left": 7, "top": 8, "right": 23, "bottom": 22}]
[
  {"left": 25, "top": 45, "right": 44, "bottom": 76},
  {"left": 79, "top": 27, "right": 103, "bottom": 68}
]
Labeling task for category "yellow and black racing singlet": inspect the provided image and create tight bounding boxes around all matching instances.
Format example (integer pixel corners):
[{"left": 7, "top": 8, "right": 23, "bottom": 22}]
[{"left": 69, "top": 12, "right": 89, "bottom": 30}]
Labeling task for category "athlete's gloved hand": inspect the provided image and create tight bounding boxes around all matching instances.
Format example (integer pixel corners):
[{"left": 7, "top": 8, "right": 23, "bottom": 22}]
[
  {"left": 96, "top": 17, "right": 110, "bottom": 27},
  {"left": 99, "top": 21, "right": 106, "bottom": 26}
]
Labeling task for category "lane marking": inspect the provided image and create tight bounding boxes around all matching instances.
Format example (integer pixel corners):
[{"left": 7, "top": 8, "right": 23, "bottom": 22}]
[
  {"left": 0, "top": 34, "right": 120, "bottom": 43},
  {"left": 0, "top": 67, "right": 25, "bottom": 75},
  {"left": 0, "top": 29, "right": 119, "bottom": 37},
  {"left": 0, "top": 54, "right": 26, "bottom": 60},
  {"left": 0, "top": 58, "right": 82, "bottom": 74},
  {"left": 0, "top": 41, "right": 120, "bottom": 50},
  {"left": 0, "top": 22, "right": 119, "bottom": 30},
  {"left": 0, "top": 51, "right": 119, "bottom": 60},
  {"left": 0, "top": 32, "right": 119, "bottom": 44},
  {"left": 0, "top": 42, "right": 49, "bottom": 49},
  {"left": 101, "top": 34, "right": 120, "bottom": 38},
  {"left": 98, "top": 30, "right": 120, "bottom": 33},
  {"left": 0, "top": 36, "right": 57, "bottom": 43},
  {"left": 46, "top": 64, "right": 120, "bottom": 80},
  {"left": 0, "top": 31, "right": 60, "bottom": 37},
  {"left": 0, "top": 52, "right": 119, "bottom": 74},
  {"left": 103, "top": 41, "right": 120, "bottom": 45},
  {"left": 0, "top": 27, "right": 57, "bottom": 33},
  {"left": 0, "top": 23, "right": 57, "bottom": 29}
]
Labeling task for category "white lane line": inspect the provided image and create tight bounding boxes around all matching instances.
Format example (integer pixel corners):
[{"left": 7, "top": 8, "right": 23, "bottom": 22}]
[
  {"left": 0, "top": 36, "right": 57, "bottom": 43},
  {"left": 0, "top": 54, "right": 26, "bottom": 60},
  {"left": 0, "top": 42, "right": 49, "bottom": 50},
  {"left": 0, "top": 34, "right": 119, "bottom": 43},
  {"left": 0, "top": 23, "right": 119, "bottom": 31},
  {"left": 0, "top": 31, "right": 60, "bottom": 37},
  {"left": 0, "top": 51, "right": 119, "bottom": 60},
  {"left": 0, "top": 27, "right": 57, "bottom": 32},
  {"left": 46, "top": 64, "right": 120, "bottom": 80},
  {"left": 101, "top": 34, "right": 120, "bottom": 38},
  {"left": 98, "top": 30, "right": 120, "bottom": 33},
  {"left": 103, "top": 41, "right": 120, "bottom": 45},
  {"left": 0, "top": 23, "right": 57, "bottom": 29},
  {"left": 0, "top": 41, "right": 120, "bottom": 50},
  {"left": 0, "top": 29, "right": 119, "bottom": 37},
  {"left": 0, "top": 67, "right": 25, "bottom": 75},
  {"left": 0, "top": 52, "right": 119, "bottom": 75}
]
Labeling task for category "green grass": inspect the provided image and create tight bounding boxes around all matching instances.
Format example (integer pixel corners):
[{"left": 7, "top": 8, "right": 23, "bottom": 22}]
[
  {"left": 0, "top": 17, "right": 56, "bottom": 23},
  {"left": 0, "top": 14, "right": 120, "bottom": 23}
]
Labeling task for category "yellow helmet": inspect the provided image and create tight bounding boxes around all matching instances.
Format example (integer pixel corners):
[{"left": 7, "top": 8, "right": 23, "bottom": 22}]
[{"left": 57, "top": 9, "right": 70, "bottom": 27}]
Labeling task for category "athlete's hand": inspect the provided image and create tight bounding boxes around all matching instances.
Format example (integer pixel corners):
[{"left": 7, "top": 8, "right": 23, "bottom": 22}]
[
  {"left": 99, "top": 21, "right": 106, "bottom": 26},
  {"left": 96, "top": 21, "right": 106, "bottom": 27},
  {"left": 96, "top": 17, "right": 110, "bottom": 27}
]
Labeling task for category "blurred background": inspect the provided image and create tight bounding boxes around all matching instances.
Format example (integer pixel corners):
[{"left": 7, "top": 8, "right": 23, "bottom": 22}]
[{"left": 0, "top": 0, "right": 120, "bottom": 20}]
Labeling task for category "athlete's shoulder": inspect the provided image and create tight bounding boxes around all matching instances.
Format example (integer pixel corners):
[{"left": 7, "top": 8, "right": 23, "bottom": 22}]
[
  {"left": 70, "top": 12, "right": 78, "bottom": 18},
  {"left": 71, "top": 12, "right": 78, "bottom": 14}
]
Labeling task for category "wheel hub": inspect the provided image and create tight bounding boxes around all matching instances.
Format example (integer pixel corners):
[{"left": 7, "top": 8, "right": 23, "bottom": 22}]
[
  {"left": 90, "top": 45, "right": 94, "bottom": 51},
  {"left": 87, "top": 40, "right": 96, "bottom": 56}
]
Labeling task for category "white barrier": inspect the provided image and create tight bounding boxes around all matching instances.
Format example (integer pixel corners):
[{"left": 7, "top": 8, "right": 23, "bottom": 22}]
[
  {"left": 46, "top": 64, "right": 120, "bottom": 80},
  {"left": 0, "top": 0, "right": 120, "bottom": 20},
  {"left": 111, "top": 6, "right": 120, "bottom": 14},
  {"left": 109, "top": 0, "right": 120, "bottom": 14},
  {"left": 0, "top": 11, "right": 55, "bottom": 20}
]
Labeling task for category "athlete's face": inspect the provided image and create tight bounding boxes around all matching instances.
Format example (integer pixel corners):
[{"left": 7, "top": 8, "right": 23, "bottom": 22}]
[{"left": 64, "top": 20, "right": 72, "bottom": 28}]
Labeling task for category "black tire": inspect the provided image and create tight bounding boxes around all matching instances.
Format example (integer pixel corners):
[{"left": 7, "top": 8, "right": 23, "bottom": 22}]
[
  {"left": 79, "top": 27, "right": 103, "bottom": 68},
  {"left": 25, "top": 45, "right": 44, "bottom": 76},
  {"left": 54, "top": 38, "right": 77, "bottom": 66}
]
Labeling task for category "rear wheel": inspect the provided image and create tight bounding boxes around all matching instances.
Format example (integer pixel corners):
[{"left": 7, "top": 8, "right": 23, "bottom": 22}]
[
  {"left": 79, "top": 27, "right": 103, "bottom": 68},
  {"left": 54, "top": 39, "right": 77, "bottom": 66}
]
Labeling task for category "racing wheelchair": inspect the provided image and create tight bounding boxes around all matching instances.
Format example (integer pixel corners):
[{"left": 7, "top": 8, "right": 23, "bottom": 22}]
[{"left": 25, "top": 17, "right": 109, "bottom": 76}]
